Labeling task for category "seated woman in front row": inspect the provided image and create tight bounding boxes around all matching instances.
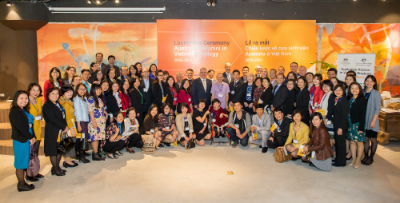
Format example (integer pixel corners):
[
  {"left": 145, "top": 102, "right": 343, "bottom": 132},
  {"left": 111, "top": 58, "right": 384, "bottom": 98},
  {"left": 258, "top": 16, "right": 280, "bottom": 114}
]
[
  {"left": 158, "top": 103, "right": 178, "bottom": 147},
  {"left": 122, "top": 107, "right": 143, "bottom": 153},
  {"left": 104, "top": 112, "right": 126, "bottom": 159},
  {"left": 303, "top": 112, "right": 334, "bottom": 172},
  {"left": 249, "top": 104, "right": 272, "bottom": 153},
  {"left": 208, "top": 98, "right": 228, "bottom": 137},
  {"left": 192, "top": 99, "right": 212, "bottom": 146},
  {"left": 281, "top": 110, "right": 310, "bottom": 159},
  {"left": 176, "top": 103, "right": 196, "bottom": 149},
  {"left": 140, "top": 104, "right": 162, "bottom": 148}
]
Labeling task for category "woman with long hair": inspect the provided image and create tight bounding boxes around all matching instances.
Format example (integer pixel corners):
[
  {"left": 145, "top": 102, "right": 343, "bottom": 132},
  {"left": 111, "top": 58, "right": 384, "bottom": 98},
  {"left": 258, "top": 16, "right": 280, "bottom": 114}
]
[
  {"left": 303, "top": 112, "right": 333, "bottom": 172},
  {"left": 104, "top": 112, "right": 126, "bottom": 159},
  {"left": 309, "top": 73, "right": 324, "bottom": 114},
  {"left": 177, "top": 79, "right": 193, "bottom": 114},
  {"left": 106, "top": 68, "right": 120, "bottom": 85},
  {"left": 140, "top": 104, "right": 163, "bottom": 148},
  {"left": 119, "top": 79, "right": 131, "bottom": 117},
  {"left": 149, "top": 64, "right": 158, "bottom": 80},
  {"left": 158, "top": 103, "right": 178, "bottom": 147},
  {"left": 73, "top": 83, "right": 91, "bottom": 163},
  {"left": 134, "top": 62, "right": 142, "bottom": 78},
  {"left": 62, "top": 66, "right": 76, "bottom": 86},
  {"left": 281, "top": 110, "right": 309, "bottom": 159},
  {"left": 91, "top": 70, "right": 104, "bottom": 85},
  {"left": 128, "top": 65, "right": 138, "bottom": 81},
  {"left": 362, "top": 75, "right": 381, "bottom": 165},
  {"left": 252, "top": 77, "right": 264, "bottom": 112},
  {"left": 88, "top": 84, "right": 107, "bottom": 161},
  {"left": 152, "top": 70, "right": 166, "bottom": 110},
  {"left": 42, "top": 87, "right": 69, "bottom": 176},
  {"left": 43, "top": 67, "right": 62, "bottom": 101},
  {"left": 347, "top": 82, "right": 367, "bottom": 169},
  {"left": 10, "top": 90, "right": 37, "bottom": 191},
  {"left": 26, "top": 83, "right": 44, "bottom": 180},
  {"left": 166, "top": 76, "right": 178, "bottom": 112},
  {"left": 295, "top": 76, "right": 310, "bottom": 125},
  {"left": 344, "top": 75, "right": 356, "bottom": 96},
  {"left": 129, "top": 76, "right": 143, "bottom": 124},
  {"left": 106, "top": 81, "right": 121, "bottom": 124},
  {"left": 259, "top": 77, "right": 273, "bottom": 111}
]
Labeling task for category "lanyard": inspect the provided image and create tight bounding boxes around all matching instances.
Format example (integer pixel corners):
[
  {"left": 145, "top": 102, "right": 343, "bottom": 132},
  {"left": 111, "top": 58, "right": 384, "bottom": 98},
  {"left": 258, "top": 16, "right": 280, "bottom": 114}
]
[
  {"left": 233, "top": 81, "right": 238, "bottom": 90},
  {"left": 29, "top": 99, "right": 39, "bottom": 114},
  {"left": 335, "top": 97, "right": 344, "bottom": 105},
  {"left": 117, "top": 122, "right": 122, "bottom": 134},
  {"left": 365, "top": 92, "right": 371, "bottom": 99},
  {"left": 258, "top": 117, "right": 262, "bottom": 127},
  {"left": 217, "top": 83, "right": 223, "bottom": 92},
  {"left": 293, "top": 122, "right": 300, "bottom": 138},
  {"left": 311, "top": 88, "right": 316, "bottom": 97}
]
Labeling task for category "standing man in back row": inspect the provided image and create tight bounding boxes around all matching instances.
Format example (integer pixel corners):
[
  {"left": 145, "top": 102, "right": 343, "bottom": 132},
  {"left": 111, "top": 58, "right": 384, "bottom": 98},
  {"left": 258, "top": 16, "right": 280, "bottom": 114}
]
[
  {"left": 192, "top": 68, "right": 212, "bottom": 109},
  {"left": 103, "top": 55, "right": 120, "bottom": 78},
  {"left": 94, "top": 52, "right": 107, "bottom": 74},
  {"left": 223, "top": 62, "right": 232, "bottom": 84},
  {"left": 271, "top": 73, "right": 288, "bottom": 112}
]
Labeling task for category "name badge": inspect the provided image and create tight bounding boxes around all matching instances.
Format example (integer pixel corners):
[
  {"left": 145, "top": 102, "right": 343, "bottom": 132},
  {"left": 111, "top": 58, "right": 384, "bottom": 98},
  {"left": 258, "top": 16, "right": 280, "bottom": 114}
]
[
  {"left": 327, "top": 120, "right": 332, "bottom": 125},
  {"left": 35, "top": 115, "right": 42, "bottom": 121},
  {"left": 234, "top": 124, "right": 239, "bottom": 128},
  {"left": 144, "top": 88, "right": 148, "bottom": 92},
  {"left": 258, "top": 99, "right": 263, "bottom": 104},
  {"left": 218, "top": 93, "right": 223, "bottom": 98},
  {"left": 185, "top": 127, "right": 190, "bottom": 131},
  {"left": 231, "top": 91, "right": 235, "bottom": 94},
  {"left": 203, "top": 123, "right": 207, "bottom": 126},
  {"left": 184, "top": 118, "right": 188, "bottom": 122},
  {"left": 165, "top": 126, "right": 170, "bottom": 130},
  {"left": 162, "top": 96, "right": 167, "bottom": 103},
  {"left": 246, "top": 93, "right": 251, "bottom": 97},
  {"left": 29, "top": 124, "right": 32, "bottom": 128},
  {"left": 188, "top": 98, "right": 191, "bottom": 102},
  {"left": 150, "top": 129, "right": 155, "bottom": 133},
  {"left": 212, "top": 118, "right": 216, "bottom": 122},
  {"left": 293, "top": 139, "right": 299, "bottom": 144},
  {"left": 174, "top": 98, "right": 177, "bottom": 101}
]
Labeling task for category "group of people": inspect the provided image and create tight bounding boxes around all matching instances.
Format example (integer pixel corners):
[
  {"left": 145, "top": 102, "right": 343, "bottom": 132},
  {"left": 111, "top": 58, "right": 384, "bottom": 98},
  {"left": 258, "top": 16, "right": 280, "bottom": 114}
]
[{"left": 10, "top": 53, "right": 381, "bottom": 192}]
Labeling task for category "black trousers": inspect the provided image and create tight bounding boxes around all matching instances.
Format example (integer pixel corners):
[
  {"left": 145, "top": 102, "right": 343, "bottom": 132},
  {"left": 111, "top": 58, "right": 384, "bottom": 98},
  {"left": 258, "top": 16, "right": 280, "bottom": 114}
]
[
  {"left": 127, "top": 133, "right": 143, "bottom": 148},
  {"left": 103, "top": 140, "right": 125, "bottom": 154},
  {"left": 334, "top": 128, "right": 347, "bottom": 166},
  {"left": 266, "top": 137, "right": 284, "bottom": 149}
]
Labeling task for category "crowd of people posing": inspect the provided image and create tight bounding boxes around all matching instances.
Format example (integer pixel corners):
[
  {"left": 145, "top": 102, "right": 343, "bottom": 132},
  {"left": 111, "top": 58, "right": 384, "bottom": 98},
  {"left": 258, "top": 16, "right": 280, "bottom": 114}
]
[{"left": 10, "top": 53, "right": 381, "bottom": 192}]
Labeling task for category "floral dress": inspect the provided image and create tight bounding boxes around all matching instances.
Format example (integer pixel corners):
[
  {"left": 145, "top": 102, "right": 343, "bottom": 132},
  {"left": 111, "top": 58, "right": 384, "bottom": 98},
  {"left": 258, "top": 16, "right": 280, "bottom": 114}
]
[
  {"left": 88, "top": 96, "right": 106, "bottom": 141},
  {"left": 346, "top": 98, "right": 365, "bottom": 142}
]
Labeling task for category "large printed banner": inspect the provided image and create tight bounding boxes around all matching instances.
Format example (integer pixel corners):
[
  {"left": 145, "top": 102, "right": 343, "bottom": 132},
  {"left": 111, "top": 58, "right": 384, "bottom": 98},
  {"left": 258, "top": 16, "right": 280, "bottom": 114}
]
[
  {"left": 157, "top": 20, "right": 316, "bottom": 76},
  {"left": 336, "top": 53, "right": 376, "bottom": 87}
]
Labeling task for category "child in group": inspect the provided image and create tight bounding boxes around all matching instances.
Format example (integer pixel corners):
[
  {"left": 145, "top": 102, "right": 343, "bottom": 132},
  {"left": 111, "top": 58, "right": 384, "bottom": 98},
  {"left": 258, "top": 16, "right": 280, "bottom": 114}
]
[{"left": 208, "top": 99, "right": 229, "bottom": 137}]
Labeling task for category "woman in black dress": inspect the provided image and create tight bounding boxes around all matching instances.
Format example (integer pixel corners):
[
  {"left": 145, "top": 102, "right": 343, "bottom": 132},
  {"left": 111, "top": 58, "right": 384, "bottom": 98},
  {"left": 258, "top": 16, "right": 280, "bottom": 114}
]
[
  {"left": 259, "top": 77, "right": 273, "bottom": 111},
  {"left": 192, "top": 99, "right": 211, "bottom": 146},
  {"left": 129, "top": 76, "right": 143, "bottom": 124},
  {"left": 295, "top": 77, "right": 310, "bottom": 125},
  {"left": 283, "top": 79, "right": 297, "bottom": 118},
  {"left": 106, "top": 81, "right": 121, "bottom": 124},
  {"left": 165, "top": 76, "right": 178, "bottom": 112},
  {"left": 42, "top": 87, "right": 69, "bottom": 176},
  {"left": 152, "top": 70, "right": 166, "bottom": 111},
  {"left": 331, "top": 85, "right": 350, "bottom": 167}
]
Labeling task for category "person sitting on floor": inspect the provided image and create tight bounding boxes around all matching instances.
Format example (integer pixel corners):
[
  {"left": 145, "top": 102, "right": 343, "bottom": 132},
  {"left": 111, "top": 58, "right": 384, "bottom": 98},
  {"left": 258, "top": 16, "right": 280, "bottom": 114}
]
[
  {"left": 104, "top": 112, "right": 126, "bottom": 159},
  {"left": 267, "top": 107, "right": 290, "bottom": 149},
  {"left": 176, "top": 103, "right": 196, "bottom": 149},
  {"left": 192, "top": 99, "right": 212, "bottom": 146},
  {"left": 140, "top": 104, "right": 163, "bottom": 149},
  {"left": 227, "top": 100, "right": 251, "bottom": 148},
  {"left": 249, "top": 104, "right": 272, "bottom": 153},
  {"left": 158, "top": 102, "right": 178, "bottom": 147},
  {"left": 208, "top": 98, "right": 229, "bottom": 137},
  {"left": 281, "top": 110, "right": 310, "bottom": 160},
  {"left": 122, "top": 107, "right": 143, "bottom": 153}
]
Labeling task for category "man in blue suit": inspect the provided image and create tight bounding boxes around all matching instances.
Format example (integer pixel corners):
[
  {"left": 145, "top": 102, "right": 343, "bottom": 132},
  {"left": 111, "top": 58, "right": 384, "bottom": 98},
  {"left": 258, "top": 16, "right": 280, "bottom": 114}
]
[{"left": 192, "top": 68, "right": 212, "bottom": 109}]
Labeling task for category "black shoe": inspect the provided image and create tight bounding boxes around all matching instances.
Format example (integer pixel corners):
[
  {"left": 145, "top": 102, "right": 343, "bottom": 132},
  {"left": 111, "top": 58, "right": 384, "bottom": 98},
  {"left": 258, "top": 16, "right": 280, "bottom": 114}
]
[
  {"left": 363, "top": 158, "right": 374, "bottom": 165},
  {"left": 291, "top": 157, "right": 299, "bottom": 161},
  {"left": 92, "top": 153, "right": 105, "bottom": 161},
  {"left": 259, "top": 145, "right": 262, "bottom": 148},
  {"left": 232, "top": 141, "right": 239, "bottom": 148},
  {"left": 84, "top": 152, "right": 91, "bottom": 157},
  {"left": 58, "top": 167, "right": 67, "bottom": 173},
  {"left": 63, "top": 162, "right": 78, "bottom": 168},
  {"left": 17, "top": 183, "right": 34, "bottom": 192},
  {"left": 332, "top": 163, "right": 345, "bottom": 167},
  {"left": 51, "top": 169, "right": 65, "bottom": 176},
  {"left": 309, "top": 163, "right": 316, "bottom": 168},
  {"left": 190, "top": 140, "right": 196, "bottom": 148},
  {"left": 164, "top": 143, "right": 171, "bottom": 147},
  {"left": 361, "top": 156, "right": 369, "bottom": 164},
  {"left": 158, "top": 143, "right": 164, "bottom": 148},
  {"left": 35, "top": 174, "right": 44, "bottom": 179},
  {"left": 25, "top": 175, "right": 39, "bottom": 182},
  {"left": 262, "top": 147, "right": 268, "bottom": 153}
]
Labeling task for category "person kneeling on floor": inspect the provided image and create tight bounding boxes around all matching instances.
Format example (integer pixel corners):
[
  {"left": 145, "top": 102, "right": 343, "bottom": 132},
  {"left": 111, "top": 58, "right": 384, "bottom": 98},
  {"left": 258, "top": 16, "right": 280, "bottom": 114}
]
[
  {"left": 158, "top": 102, "right": 178, "bottom": 147},
  {"left": 227, "top": 100, "right": 251, "bottom": 148},
  {"left": 122, "top": 107, "right": 144, "bottom": 153},
  {"left": 249, "top": 104, "right": 272, "bottom": 153},
  {"left": 192, "top": 99, "right": 212, "bottom": 146},
  {"left": 176, "top": 103, "right": 196, "bottom": 149},
  {"left": 266, "top": 107, "right": 290, "bottom": 149},
  {"left": 104, "top": 112, "right": 127, "bottom": 159}
]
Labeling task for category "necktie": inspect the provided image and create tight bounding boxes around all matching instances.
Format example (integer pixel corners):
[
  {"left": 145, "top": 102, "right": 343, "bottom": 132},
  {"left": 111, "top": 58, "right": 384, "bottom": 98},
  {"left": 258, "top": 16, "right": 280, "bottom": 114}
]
[
  {"left": 278, "top": 121, "right": 281, "bottom": 126},
  {"left": 202, "top": 79, "right": 206, "bottom": 91}
]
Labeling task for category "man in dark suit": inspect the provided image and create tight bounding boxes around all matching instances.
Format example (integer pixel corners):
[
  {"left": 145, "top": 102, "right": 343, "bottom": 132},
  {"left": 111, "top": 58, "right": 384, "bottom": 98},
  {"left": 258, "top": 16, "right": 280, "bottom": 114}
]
[
  {"left": 327, "top": 68, "right": 344, "bottom": 85},
  {"left": 228, "top": 69, "right": 245, "bottom": 107},
  {"left": 174, "top": 72, "right": 183, "bottom": 90},
  {"left": 93, "top": 52, "right": 108, "bottom": 74},
  {"left": 239, "top": 66, "right": 249, "bottom": 83},
  {"left": 139, "top": 68, "right": 154, "bottom": 116},
  {"left": 185, "top": 69, "right": 194, "bottom": 86},
  {"left": 267, "top": 107, "right": 290, "bottom": 149},
  {"left": 223, "top": 62, "right": 232, "bottom": 84},
  {"left": 192, "top": 68, "right": 212, "bottom": 109},
  {"left": 102, "top": 55, "right": 120, "bottom": 78},
  {"left": 271, "top": 73, "right": 289, "bottom": 112}
]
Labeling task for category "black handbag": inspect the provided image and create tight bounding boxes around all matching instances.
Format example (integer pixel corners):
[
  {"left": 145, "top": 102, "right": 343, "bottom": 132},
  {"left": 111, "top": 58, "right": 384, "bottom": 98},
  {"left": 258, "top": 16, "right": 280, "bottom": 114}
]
[{"left": 57, "top": 131, "right": 76, "bottom": 154}]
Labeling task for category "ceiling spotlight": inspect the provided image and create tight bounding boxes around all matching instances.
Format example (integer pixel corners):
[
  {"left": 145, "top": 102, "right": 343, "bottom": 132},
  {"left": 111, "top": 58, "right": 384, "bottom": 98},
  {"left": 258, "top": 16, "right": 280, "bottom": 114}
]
[
  {"left": 87, "top": 0, "right": 91, "bottom": 3},
  {"left": 212, "top": 2, "right": 215, "bottom": 6},
  {"left": 96, "top": 0, "right": 100, "bottom": 4},
  {"left": 207, "top": 0, "right": 211, "bottom": 6},
  {"left": 115, "top": 0, "right": 119, "bottom": 3},
  {"left": 6, "top": 1, "right": 12, "bottom": 6}
]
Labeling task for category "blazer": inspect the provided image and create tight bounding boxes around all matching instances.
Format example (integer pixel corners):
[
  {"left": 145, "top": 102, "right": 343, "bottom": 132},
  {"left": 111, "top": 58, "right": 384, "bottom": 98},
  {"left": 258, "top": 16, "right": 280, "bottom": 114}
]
[
  {"left": 223, "top": 72, "right": 232, "bottom": 84},
  {"left": 251, "top": 113, "right": 272, "bottom": 132},
  {"left": 192, "top": 77, "right": 212, "bottom": 107},
  {"left": 306, "top": 126, "right": 333, "bottom": 161},
  {"left": 43, "top": 100, "right": 68, "bottom": 156},
  {"left": 284, "top": 122, "right": 310, "bottom": 149},
  {"left": 296, "top": 87, "right": 310, "bottom": 112},
  {"left": 9, "top": 108, "right": 36, "bottom": 143},
  {"left": 103, "top": 64, "right": 120, "bottom": 78},
  {"left": 365, "top": 89, "right": 381, "bottom": 132},
  {"left": 139, "top": 78, "right": 154, "bottom": 113},
  {"left": 174, "top": 82, "right": 182, "bottom": 90},
  {"left": 73, "top": 96, "right": 89, "bottom": 122},
  {"left": 129, "top": 88, "right": 143, "bottom": 116},
  {"left": 272, "top": 117, "right": 291, "bottom": 146},
  {"left": 332, "top": 97, "right": 350, "bottom": 131},
  {"left": 272, "top": 83, "right": 289, "bottom": 110},
  {"left": 228, "top": 80, "right": 245, "bottom": 104},
  {"left": 259, "top": 86, "right": 273, "bottom": 108},
  {"left": 122, "top": 118, "right": 139, "bottom": 137},
  {"left": 106, "top": 92, "right": 121, "bottom": 118},
  {"left": 165, "top": 86, "right": 178, "bottom": 107},
  {"left": 152, "top": 82, "right": 166, "bottom": 108},
  {"left": 324, "top": 93, "right": 336, "bottom": 120},
  {"left": 349, "top": 96, "right": 367, "bottom": 131},
  {"left": 242, "top": 82, "right": 256, "bottom": 104},
  {"left": 59, "top": 98, "right": 82, "bottom": 138},
  {"left": 283, "top": 89, "right": 297, "bottom": 116},
  {"left": 176, "top": 113, "right": 194, "bottom": 140}
]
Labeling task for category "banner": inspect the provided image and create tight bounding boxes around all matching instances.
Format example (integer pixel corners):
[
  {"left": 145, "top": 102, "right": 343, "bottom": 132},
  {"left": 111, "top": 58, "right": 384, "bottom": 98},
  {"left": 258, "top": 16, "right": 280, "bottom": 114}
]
[
  {"left": 157, "top": 20, "right": 316, "bottom": 77},
  {"left": 337, "top": 53, "right": 376, "bottom": 87}
]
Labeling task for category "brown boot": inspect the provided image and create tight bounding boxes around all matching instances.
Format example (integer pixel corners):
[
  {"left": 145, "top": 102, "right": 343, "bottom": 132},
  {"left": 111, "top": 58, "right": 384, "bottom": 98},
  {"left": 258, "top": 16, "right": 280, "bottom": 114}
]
[{"left": 126, "top": 146, "right": 135, "bottom": 153}]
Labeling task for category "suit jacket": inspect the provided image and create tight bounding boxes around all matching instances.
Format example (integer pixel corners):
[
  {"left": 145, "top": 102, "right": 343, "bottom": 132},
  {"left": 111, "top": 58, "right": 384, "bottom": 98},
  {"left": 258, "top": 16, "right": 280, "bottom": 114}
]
[
  {"left": 349, "top": 96, "right": 367, "bottom": 131},
  {"left": 251, "top": 113, "right": 272, "bottom": 132},
  {"left": 332, "top": 97, "right": 349, "bottom": 131},
  {"left": 296, "top": 88, "right": 310, "bottom": 112},
  {"left": 192, "top": 78, "right": 212, "bottom": 107},
  {"left": 139, "top": 78, "right": 154, "bottom": 113},
  {"left": 42, "top": 101, "right": 68, "bottom": 156},
  {"left": 228, "top": 80, "right": 245, "bottom": 104},
  {"left": 9, "top": 108, "right": 36, "bottom": 143},
  {"left": 106, "top": 92, "right": 120, "bottom": 117},
  {"left": 129, "top": 88, "right": 143, "bottom": 115},
  {"left": 102, "top": 64, "right": 121, "bottom": 78},
  {"left": 174, "top": 82, "right": 182, "bottom": 90},
  {"left": 259, "top": 86, "right": 273, "bottom": 108},
  {"left": 272, "top": 117, "right": 291, "bottom": 146},
  {"left": 283, "top": 89, "right": 297, "bottom": 116},
  {"left": 240, "top": 76, "right": 247, "bottom": 83},
  {"left": 152, "top": 82, "right": 166, "bottom": 108},
  {"left": 90, "top": 63, "right": 108, "bottom": 74},
  {"left": 223, "top": 72, "right": 232, "bottom": 84},
  {"left": 272, "top": 83, "right": 289, "bottom": 110}
]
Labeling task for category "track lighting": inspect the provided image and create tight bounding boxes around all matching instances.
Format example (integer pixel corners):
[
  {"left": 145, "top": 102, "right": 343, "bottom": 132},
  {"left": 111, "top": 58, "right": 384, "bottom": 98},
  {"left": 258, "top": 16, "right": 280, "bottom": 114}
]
[
  {"left": 87, "top": 0, "right": 91, "bottom": 4},
  {"left": 115, "top": 0, "right": 119, "bottom": 3},
  {"left": 207, "top": 0, "right": 216, "bottom": 6},
  {"left": 7, "top": 1, "right": 12, "bottom": 6}
]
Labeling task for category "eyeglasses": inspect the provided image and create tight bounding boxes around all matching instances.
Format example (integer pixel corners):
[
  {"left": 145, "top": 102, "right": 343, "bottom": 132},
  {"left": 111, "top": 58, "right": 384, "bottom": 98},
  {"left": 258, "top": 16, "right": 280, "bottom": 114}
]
[{"left": 158, "top": 75, "right": 164, "bottom": 77}]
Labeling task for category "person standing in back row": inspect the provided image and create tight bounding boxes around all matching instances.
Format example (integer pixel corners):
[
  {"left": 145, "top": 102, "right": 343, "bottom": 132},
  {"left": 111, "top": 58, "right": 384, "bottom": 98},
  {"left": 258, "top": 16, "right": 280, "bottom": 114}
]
[
  {"left": 192, "top": 68, "right": 212, "bottom": 109},
  {"left": 223, "top": 62, "right": 232, "bottom": 84},
  {"left": 102, "top": 55, "right": 120, "bottom": 77},
  {"left": 271, "top": 73, "right": 288, "bottom": 112}
]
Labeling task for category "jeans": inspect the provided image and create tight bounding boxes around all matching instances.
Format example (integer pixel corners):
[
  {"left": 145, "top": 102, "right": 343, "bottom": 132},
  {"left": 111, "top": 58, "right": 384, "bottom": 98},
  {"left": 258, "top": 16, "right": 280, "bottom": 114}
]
[{"left": 227, "top": 127, "right": 249, "bottom": 146}]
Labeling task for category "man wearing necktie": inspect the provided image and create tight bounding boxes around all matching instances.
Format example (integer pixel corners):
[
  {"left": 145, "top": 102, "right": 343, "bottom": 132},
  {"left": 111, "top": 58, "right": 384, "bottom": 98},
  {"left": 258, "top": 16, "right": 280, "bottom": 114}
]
[
  {"left": 228, "top": 69, "right": 245, "bottom": 107},
  {"left": 223, "top": 62, "right": 232, "bottom": 84},
  {"left": 255, "top": 65, "right": 262, "bottom": 78},
  {"left": 271, "top": 73, "right": 289, "bottom": 112},
  {"left": 192, "top": 68, "right": 212, "bottom": 109},
  {"left": 267, "top": 107, "right": 290, "bottom": 149}
]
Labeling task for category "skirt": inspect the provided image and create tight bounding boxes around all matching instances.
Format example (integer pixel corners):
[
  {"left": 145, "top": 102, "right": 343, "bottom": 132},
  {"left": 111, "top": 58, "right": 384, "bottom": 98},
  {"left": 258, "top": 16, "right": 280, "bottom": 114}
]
[
  {"left": 195, "top": 128, "right": 209, "bottom": 141},
  {"left": 310, "top": 156, "right": 332, "bottom": 172},
  {"left": 13, "top": 140, "right": 30, "bottom": 169},
  {"left": 346, "top": 122, "right": 366, "bottom": 142}
]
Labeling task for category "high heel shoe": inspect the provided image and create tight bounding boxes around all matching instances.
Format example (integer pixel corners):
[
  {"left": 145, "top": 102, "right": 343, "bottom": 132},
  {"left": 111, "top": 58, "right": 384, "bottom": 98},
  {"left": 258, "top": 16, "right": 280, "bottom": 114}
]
[
  {"left": 63, "top": 162, "right": 78, "bottom": 168},
  {"left": 107, "top": 153, "right": 118, "bottom": 159},
  {"left": 353, "top": 162, "right": 361, "bottom": 169},
  {"left": 17, "top": 183, "right": 34, "bottom": 192},
  {"left": 51, "top": 169, "right": 65, "bottom": 176},
  {"left": 348, "top": 162, "right": 354, "bottom": 166},
  {"left": 92, "top": 153, "right": 105, "bottom": 161},
  {"left": 25, "top": 175, "right": 39, "bottom": 182},
  {"left": 35, "top": 174, "right": 44, "bottom": 178}
]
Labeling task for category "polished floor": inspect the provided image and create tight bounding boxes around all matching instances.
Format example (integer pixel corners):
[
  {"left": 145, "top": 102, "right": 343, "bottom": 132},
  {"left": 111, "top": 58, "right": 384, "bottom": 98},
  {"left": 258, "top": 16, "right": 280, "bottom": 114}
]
[{"left": 0, "top": 141, "right": 400, "bottom": 203}]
